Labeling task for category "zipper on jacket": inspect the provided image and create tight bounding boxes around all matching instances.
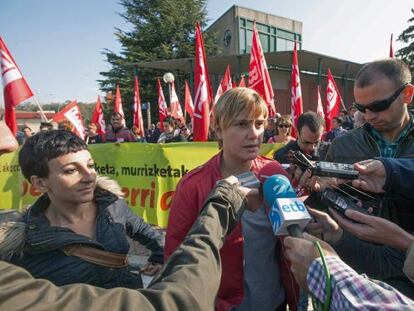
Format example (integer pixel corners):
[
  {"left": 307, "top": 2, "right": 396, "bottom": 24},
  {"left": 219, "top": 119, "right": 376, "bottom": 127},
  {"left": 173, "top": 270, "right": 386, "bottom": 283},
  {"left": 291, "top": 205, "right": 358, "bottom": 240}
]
[
  {"left": 30, "top": 237, "right": 60, "bottom": 246},
  {"left": 365, "top": 132, "right": 382, "bottom": 157}
]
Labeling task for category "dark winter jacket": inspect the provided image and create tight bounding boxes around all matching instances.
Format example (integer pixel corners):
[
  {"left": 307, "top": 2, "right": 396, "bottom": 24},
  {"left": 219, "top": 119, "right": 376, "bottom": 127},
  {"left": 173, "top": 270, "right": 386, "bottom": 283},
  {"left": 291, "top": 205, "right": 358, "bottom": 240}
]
[
  {"left": 0, "top": 177, "right": 164, "bottom": 289},
  {"left": 325, "top": 121, "right": 414, "bottom": 233},
  {"left": 0, "top": 181, "right": 248, "bottom": 311},
  {"left": 381, "top": 157, "right": 414, "bottom": 202}
]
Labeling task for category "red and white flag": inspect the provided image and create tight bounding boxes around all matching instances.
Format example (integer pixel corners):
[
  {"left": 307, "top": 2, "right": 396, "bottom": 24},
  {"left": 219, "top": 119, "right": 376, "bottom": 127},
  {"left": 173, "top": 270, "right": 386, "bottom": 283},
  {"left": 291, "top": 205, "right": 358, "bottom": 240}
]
[
  {"left": 132, "top": 76, "right": 145, "bottom": 136},
  {"left": 184, "top": 80, "right": 194, "bottom": 118},
  {"left": 157, "top": 78, "right": 168, "bottom": 130},
  {"left": 114, "top": 84, "right": 125, "bottom": 121},
  {"left": 248, "top": 22, "right": 276, "bottom": 117},
  {"left": 316, "top": 85, "right": 325, "bottom": 119},
  {"left": 170, "top": 82, "right": 185, "bottom": 123},
  {"left": 325, "top": 69, "right": 342, "bottom": 131},
  {"left": 193, "top": 22, "right": 212, "bottom": 141},
  {"left": 214, "top": 65, "right": 232, "bottom": 103},
  {"left": 389, "top": 33, "right": 394, "bottom": 58},
  {"left": 290, "top": 41, "right": 303, "bottom": 138},
  {"left": 238, "top": 75, "right": 246, "bottom": 87},
  {"left": 0, "top": 36, "right": 34, "bottom": 134},
  {"left": 91, "top": 96, "right": 106, "bottom": 136},
  {"left": 52, "top": 101, "right": 86, "bottom": 139}
]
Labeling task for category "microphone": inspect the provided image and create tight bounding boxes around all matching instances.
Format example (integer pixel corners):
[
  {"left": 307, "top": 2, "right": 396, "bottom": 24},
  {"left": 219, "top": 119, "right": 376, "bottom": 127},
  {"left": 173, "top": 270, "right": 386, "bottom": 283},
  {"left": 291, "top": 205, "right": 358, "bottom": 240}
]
[{"left": 262, "top": 174, "right": 312, "bottom": 238}]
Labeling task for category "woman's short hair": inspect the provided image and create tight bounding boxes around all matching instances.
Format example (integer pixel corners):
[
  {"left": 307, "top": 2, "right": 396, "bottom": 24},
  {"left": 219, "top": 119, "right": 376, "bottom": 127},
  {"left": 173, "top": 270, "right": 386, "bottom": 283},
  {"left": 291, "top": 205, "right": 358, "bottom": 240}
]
[
  {"left": 19, "top": 130, "right": 88, "bottom": 181},
  {"left": 213, "top": 87, "right": 268, "bottom": 132}
]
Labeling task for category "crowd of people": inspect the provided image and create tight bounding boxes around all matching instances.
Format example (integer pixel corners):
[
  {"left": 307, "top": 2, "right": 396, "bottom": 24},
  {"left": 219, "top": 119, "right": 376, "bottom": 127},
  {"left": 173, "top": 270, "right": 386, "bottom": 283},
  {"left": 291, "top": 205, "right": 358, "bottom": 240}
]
[{"left": 0, "top": 57, "right": 414, "bottom": 310}]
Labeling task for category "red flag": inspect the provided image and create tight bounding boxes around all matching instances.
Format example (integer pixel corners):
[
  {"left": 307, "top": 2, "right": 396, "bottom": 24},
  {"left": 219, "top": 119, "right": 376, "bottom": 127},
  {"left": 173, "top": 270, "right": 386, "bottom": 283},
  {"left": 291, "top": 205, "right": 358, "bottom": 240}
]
[
  {"left": 222, "top": 65, "right": 233, "bottom": 92},
  {"left": 184, "top": 80, "right": 194, "bottom": 118},
  {"left": 325, "top": 69, "right": 342, "bottom": 131},
  {"left": 290, "top": 41, "right": 303, "bottom": 138},
  {"left": 52, "top": 101, "right": 86, "bottom": 139},
  {"left": 248, "top": 23, "right": 276, "bottom": 117},
  {"left": 316, "top": 85, "right": 325, "bottom": 119},
  {"left": 0, "top": 36, "right": 34, "bottom": 134},
  {"left": 214, "top": 65, "right": 233, "bottom": 103},
  {"left": 91, "top": 96, "right": 106, "bottom": 136},
  {"left": 214, "top": 82, "right": 223, "bottom": 104},
  {"left": 389, "top": 34, "right": 394, "bottom": 58},
  {"left": 238, "top": 75, "right": 246, "bottom": 87},
  {"left": 193, "top": 22, "right": 212, "bottom": 141},
  {"left": 157, "top": 78, "right": 168, "bottom": 130},
  {"left": 132, "top": 76, "right": 145, "bottom": 136},
  {"left": 170, "top": 82, "right": 185, "bottom": 124},
  {"left": 114, "top": 85, "right": 125, "bottom": 120}
]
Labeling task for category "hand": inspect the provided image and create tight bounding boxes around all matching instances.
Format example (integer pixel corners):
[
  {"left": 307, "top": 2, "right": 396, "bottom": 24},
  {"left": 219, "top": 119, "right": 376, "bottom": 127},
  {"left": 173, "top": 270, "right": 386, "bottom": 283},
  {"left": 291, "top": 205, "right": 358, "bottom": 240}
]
[
  {"left": 351, "top": 160, "right": 385, "bottom": 193},
  {"left": 141, "top": 262, "right": 162, "bottom": 276},
  {"left": 305, "top": 208, "right": 343, "bottom": 244},
  {"left": 291, "top": 165, "right": 342, "bottom": 192},
  {"left": 0, "top": 121, "right": 19, "bottom": 155},
  {"left": 329, "top": 208, "right": 414, "bottom": 251},
  {"left": 284, "top": 233, "right": 338, "bottom": 290},
  {"left": 223, "top": 175, "right": 263, "bottom": 212}
]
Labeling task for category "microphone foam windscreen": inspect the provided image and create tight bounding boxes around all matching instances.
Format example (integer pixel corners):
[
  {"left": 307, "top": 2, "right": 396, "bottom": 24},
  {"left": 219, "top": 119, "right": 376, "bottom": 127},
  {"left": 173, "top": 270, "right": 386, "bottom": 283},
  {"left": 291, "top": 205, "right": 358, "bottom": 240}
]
[
  {"left": 263, "top": 174, "right": 296, "bottom": 205},
  {"left": 258, "top": 161, "right": 289, "bottom": 185}
]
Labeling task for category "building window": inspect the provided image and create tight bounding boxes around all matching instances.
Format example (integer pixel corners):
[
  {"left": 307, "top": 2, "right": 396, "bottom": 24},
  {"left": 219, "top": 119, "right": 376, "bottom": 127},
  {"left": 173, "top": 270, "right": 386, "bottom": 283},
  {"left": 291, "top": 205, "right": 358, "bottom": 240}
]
[
  {"left": 270, "top": 36, "right": 275, "bottom": 52},
  {"left": 259, "top": 33, "right": 269, "bottom": 52},
  {"left": 238, "top": 17, "right": 301, "bottom": 54},
  {"left": 246, "top": 29, "right": 253, "bottom": 52},
  {"left": 277, "top": 29, "right": 296, "bottom": 41},
  {"left": 240, "top": 28, "right": 246, "bottom": 53}
]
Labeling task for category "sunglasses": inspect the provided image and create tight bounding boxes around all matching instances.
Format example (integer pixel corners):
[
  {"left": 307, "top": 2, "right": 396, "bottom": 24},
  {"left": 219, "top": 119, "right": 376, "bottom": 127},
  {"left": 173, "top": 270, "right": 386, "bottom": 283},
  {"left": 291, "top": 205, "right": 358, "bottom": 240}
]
[
  {"left": 353, "top": 83, "right": 408, "bottom": 113},
  {"left": 278, "top": 124, "right": 291, "bottom": 128}
]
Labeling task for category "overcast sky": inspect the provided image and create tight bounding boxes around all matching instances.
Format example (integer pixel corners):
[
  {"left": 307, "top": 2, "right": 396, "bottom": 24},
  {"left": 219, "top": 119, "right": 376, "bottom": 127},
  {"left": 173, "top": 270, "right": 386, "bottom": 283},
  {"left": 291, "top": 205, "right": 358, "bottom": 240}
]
[{"left": 0, "top": 0, "right": 412, "bottom": 106}]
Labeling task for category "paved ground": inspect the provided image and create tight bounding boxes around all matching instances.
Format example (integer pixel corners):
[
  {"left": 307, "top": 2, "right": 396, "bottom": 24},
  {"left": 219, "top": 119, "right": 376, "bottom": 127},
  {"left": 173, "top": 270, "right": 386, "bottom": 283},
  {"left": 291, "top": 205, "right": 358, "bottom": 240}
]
[{"left": 127, "top": 228, "right": 165, "bottom": 288}]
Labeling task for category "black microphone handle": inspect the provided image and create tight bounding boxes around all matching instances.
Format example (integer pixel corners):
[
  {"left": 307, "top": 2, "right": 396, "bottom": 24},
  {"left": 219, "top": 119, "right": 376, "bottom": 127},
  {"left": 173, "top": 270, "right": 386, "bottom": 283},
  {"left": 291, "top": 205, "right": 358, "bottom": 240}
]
[{"left": 287, "top": 224, "right": 303, "bottom": 238}]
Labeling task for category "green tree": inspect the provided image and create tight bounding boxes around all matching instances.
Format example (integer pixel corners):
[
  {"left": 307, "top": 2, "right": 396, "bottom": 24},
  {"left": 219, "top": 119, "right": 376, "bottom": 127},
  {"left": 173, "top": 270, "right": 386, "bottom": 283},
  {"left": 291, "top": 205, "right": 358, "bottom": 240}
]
[
  {"left": 98, "top": 0, "right": 218, "bottom": 127},
  {"left": 396, "top": 8, "right": 414, "bottom": 74}
]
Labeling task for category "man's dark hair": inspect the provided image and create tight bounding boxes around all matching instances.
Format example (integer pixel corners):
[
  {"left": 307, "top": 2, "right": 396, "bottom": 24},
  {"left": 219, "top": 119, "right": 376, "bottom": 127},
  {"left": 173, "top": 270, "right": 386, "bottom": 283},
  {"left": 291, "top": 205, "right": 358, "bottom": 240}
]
[
  {"left": 22, "top": 126, "right": 32, "bottom": 131},
  {"left": 355, "top": 58, "right": 412, "bottom": 88},
  {"left": 163, "top": 116, "right": 176, "bottom": 127},
  {"left": 111, "top": 112, "right": 123, "bottom": 119},
  {"left": 19, "top": 130, "right": 88, "bottom": 181},
  {"left": 333, "top": 117, "right": 343, "bottom": 126},
  {"left": 39, "top": 122, "right": 53, "bottom": 130},
  {"left": 297, "top": 111, "right": 325, "bottom": 134}
]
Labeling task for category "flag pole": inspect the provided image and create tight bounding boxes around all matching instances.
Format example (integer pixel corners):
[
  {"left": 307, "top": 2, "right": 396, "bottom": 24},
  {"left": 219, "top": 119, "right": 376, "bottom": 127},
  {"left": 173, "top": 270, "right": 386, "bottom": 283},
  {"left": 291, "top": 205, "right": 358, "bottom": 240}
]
[{"left": 32, "top": 96, "right": 49, "bottom": 122}]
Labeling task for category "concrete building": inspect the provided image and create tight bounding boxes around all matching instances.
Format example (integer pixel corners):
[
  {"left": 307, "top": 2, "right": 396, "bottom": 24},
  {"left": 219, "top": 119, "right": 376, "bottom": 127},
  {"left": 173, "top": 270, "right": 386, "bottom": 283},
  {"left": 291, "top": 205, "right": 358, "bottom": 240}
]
[
  {"left": 14, "top": 111, "right": 56, "bottom": 132},
  {"left": 136, "top": 5, "right": 362, "bottom": 115},
  {"left": 208, "top": 5, "right": 302, "bottom": 55}
]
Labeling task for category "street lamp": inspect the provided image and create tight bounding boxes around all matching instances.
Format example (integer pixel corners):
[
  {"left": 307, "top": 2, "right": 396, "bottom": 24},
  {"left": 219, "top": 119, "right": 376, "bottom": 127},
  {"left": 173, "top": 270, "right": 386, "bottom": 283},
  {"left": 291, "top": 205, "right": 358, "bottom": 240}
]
[{"left": 163, "top": 72, "right": 175, "bottom": 106}]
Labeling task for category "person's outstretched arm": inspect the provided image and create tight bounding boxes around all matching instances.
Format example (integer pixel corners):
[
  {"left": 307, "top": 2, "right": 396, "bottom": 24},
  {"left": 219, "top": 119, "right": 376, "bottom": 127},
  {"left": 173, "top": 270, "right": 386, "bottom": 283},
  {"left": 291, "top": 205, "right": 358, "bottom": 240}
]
[{"left": 0, "top": 179, "right": 251, "bottom": 311}]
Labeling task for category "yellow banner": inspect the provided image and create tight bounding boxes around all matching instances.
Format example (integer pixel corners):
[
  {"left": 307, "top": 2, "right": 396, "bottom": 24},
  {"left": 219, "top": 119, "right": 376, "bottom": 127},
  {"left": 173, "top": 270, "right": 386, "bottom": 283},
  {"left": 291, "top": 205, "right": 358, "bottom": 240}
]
[{"left": 0, "top": 142, "right": 284, "bottom": 228}]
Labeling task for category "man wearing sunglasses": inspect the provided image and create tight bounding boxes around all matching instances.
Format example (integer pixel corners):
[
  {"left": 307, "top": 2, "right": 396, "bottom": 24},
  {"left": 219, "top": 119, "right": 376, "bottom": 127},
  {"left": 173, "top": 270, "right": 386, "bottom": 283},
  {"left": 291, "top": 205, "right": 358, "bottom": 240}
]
[
  {"left": 323, "top": 58, "right": 414, "bottom": 295},
  {"left": 326, "top": 59, "right": 414, "bottom": 165},
  {"left": 274, "top": 111, "right": 325, "bottom": 164}
]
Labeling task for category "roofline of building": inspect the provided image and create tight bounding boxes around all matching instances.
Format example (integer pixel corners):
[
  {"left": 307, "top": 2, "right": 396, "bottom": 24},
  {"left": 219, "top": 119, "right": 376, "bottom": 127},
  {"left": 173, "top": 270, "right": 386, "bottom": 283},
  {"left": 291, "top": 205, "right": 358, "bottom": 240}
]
[{"left": 206, "top": 4, "right": 302, "bottom": 32}]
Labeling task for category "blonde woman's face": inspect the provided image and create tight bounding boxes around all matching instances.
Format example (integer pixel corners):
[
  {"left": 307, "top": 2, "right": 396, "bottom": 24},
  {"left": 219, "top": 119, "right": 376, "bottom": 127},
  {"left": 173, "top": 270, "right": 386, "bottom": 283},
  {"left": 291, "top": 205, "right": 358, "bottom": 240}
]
[{"left": 218, "top": 110, "right": 266, "bottom": 164}]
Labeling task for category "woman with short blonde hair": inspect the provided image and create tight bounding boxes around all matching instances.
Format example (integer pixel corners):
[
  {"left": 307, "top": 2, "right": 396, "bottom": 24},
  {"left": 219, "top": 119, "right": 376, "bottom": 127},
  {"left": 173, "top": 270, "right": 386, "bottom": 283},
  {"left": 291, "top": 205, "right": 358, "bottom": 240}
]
[{"left": 166, "top": 87, "right": 299, "bottom": 311}]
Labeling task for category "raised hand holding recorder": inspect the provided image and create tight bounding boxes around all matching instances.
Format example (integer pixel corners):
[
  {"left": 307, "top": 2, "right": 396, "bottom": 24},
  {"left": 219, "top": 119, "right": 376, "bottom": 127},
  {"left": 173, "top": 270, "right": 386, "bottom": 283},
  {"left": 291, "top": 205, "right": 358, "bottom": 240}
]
[{"left": 351, "top": 159, "right": 386, "bottom": 193}]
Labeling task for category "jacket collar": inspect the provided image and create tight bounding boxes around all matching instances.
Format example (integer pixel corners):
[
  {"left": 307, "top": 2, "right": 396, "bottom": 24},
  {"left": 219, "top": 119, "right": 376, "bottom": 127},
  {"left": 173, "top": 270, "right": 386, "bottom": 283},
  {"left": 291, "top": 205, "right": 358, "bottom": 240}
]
[{"left": 25, "top": 187, "right": 118, "bottom": 254}]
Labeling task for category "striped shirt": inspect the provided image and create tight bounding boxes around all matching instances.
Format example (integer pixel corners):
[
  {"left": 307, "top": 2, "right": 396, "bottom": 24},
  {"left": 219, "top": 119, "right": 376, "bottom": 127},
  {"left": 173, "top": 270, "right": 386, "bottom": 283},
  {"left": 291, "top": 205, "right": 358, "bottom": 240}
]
[{"left": 308, "top": 256, "right": 414, "bottom": 310}]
